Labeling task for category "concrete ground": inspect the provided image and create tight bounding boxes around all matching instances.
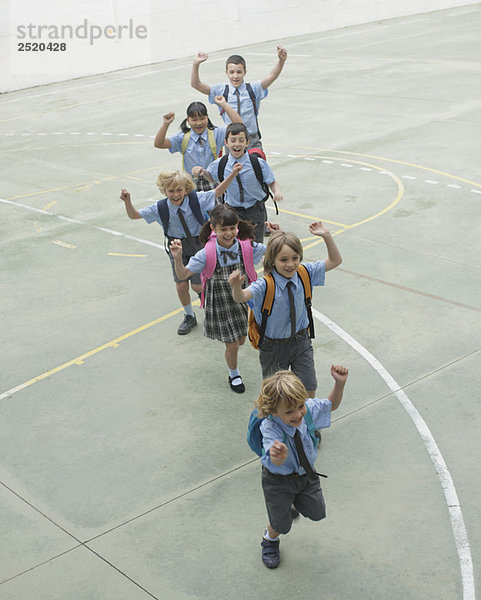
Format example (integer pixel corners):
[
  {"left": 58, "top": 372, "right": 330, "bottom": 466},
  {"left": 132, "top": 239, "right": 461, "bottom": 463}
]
[{"left": 1, "top": 5, "right": 480, "bottom": 599}]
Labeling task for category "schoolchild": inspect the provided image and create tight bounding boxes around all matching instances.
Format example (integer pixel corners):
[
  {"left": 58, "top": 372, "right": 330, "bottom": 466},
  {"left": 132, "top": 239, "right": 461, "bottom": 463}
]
[
  {"left": 153, "top": 99, "right": 242, "bottom": 191},
  {"left": 170, "top": 203, "right": 278, "bottom": 393},
  {"left": 255, "top": 365, "right": 348, "bottom": 568},
  {"left": 191, "top": 46, "right": 287, "bottom": 148},
  {"left": 195, "top": 123, "right": 283, "bottom": 244},
  {"left": 120, "top": 168, "right": 239, "bottom": 335},
  {"left": 229, "top": 222, "right": 342, "bottom": 397}
]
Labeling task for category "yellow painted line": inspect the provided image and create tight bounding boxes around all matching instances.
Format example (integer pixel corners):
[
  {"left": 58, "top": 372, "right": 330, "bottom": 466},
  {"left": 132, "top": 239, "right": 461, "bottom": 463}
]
[
  {"left": 42, "top": 200, "right": 58, "bottom": 210},
  {"left": 108, "top": 253, "right": 147, "bottom": 258},
  {"left": 53, "top": 240, "right": 76, "bottom": 249}
]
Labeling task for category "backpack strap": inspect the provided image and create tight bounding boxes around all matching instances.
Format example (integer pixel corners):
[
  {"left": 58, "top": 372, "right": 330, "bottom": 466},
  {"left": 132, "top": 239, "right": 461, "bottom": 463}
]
[
  {"left": 182, "top": 130, "right": 219, "bottom": 171},
  {"left": 297, "top": 264, "right": 315, "bottom": 339},
  {"left": 187, "top": 191, "right": 205, "bottom": 227},
  {"left": 180, "top": 131, "right": 191, "bottom": 171},
  {"left": 156, "top": 198, "right": 172, "bottom": 255},
  {"left": 248, "top": 152, "right": 273, "bottom": 205},
  {"left": 304, "top": 405, "right": 320, "bottom": 448},
  {"left": 200, "top": 233, "right": 217, "bottom": 308},
  {"left": 258, "top": 274, "right": 276, "bottom": 349},
  {"left": 245, "top": 82, "right": 261, "bottom": 139},
  {"left": 238, "top": 239, "right": 257, "bottom": 284},
  {"left": 217, "top": 154, "right": 229, "bottom": 183}
]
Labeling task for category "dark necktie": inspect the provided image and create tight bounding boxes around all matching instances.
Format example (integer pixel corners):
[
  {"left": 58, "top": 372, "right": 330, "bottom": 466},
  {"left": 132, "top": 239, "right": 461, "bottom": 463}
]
[
  {"left": 220, "top": 249, "right": 239, "bottom": 264},
  {"left": 294, "top": 429, "right": 327, "bottom": 478},
  {"left": 286, "top": 281, "right": 296, "bottom": 339},
  {"left": 236, "top": 173, "right": 245, "bottom": 203},
  {"left": 177, "top": 209, "right": 192, "bottom": 238},
  {"left": 197, "top": 136, "right": 205, "bottom": 147},
  {"left": 234, "top": 88, "right": 241, "bottom": 114}
]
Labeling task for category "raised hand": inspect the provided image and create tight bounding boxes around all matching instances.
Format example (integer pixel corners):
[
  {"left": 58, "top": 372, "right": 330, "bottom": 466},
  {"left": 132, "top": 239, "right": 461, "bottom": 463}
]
[
  {"left": 163, "top": 112, "right": 175, "bottom": 125},
  {"left": 331, "top": 364, "right": 349, "bottom": 384},
  {"left": 194, "top": 51, "right": 208, "bottom": 64},
  {"left": 309, "top": 221, "right": 331, "bottom": 237},
  {"left": 120, "top": 189, "right": 130, "bottom": 202}
]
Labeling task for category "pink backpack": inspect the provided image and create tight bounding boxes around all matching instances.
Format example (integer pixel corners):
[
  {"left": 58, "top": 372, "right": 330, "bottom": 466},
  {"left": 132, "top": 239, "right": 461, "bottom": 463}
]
[{"left": 200, "top": 233, "right": 258, "bottom": 307}]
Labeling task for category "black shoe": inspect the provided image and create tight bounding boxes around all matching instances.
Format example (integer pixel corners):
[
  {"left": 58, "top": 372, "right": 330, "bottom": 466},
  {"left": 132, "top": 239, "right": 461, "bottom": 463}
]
[
  {"left": 264, "top": 225, "right": 271, "bottom": 236},
  {"left": 177, "top": 314, "right": 197, "bottom": 335},
  {"left": 228, "top": 375, "right": 245, "bottom": 393},
  {"left": 261, "top": 538, "right": 280, "bottom": 568},
  {"left": 291, "top": 505, "right": 300, "bottom": 519}
]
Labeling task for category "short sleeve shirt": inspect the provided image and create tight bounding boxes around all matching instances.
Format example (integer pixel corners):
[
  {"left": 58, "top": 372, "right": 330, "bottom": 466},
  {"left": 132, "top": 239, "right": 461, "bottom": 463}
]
[
  {"left": 208, "top": 81, "right": 268, "bottom": 135},
  {"left": 168, "top": 127, "right": 227, "bottom": 175},
  {"left": 186, "top": 239, "right": 266, "bottom": 273}
]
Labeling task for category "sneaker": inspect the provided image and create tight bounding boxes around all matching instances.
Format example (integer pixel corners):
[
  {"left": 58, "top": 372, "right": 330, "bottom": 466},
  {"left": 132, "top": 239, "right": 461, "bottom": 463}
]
[
  {"left": 177, "top": 314, "right": 197, "bottom": 335},
  {"left": 228, "top": 375, "right": 245, "bottom": 393},
  {"left": 261, "top": 538, "right": 280, "bottom": 568}
]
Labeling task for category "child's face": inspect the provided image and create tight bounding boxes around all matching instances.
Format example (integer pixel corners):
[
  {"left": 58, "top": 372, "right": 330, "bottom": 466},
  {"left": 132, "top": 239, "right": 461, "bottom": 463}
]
[
  {"left": 273, "top": 244, "right": 301, "bottom": 279},
  {"left": 225, "top": 132, "right": 248, "bottom": 160},
  {"left": 274, "top": 398, "right": 307, "bottom": 428},
  {"left": 165, "top": 184, "right": 186, "bottom": 206},
  {"left": 226, "top": 63, "right": 246, "bottom": 87},
  {"left": 187, "top": 113, "right": 209, "bottom": 135},
  {"left": 212, "top": 222, "right": 238, "bottom": 248}
]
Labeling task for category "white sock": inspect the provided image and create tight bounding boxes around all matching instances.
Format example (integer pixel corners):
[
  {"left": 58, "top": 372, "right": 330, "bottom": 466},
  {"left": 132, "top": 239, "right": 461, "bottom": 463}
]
[
  {"left": 183, "top": 304, "right": 194, "bottom": 317},
  {"left": 264, "top": 529, "right": 279, "bottom": 542}
]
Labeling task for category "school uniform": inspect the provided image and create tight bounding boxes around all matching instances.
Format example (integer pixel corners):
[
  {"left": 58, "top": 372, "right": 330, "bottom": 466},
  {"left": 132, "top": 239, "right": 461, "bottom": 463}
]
[
  {"left": 260, "top": 397, "right": 331, "bottom": 534},
  {"left": 187, "top": 239, "right": 266, "bottom": 343},
  {"left": 206, "top": 151, "right": 274, "bottom": 243},
  {"left": 247, "top": 261, "right": 326, "bottom": 391},
  {"left": 209, "top": 81, "right": 267, "bottom": 144},
  {"left": 168, "top": 127, "right": 227, "bottom": 190},
  {"left": 138, "top": 190, "right": 215, "bottom": 283}
]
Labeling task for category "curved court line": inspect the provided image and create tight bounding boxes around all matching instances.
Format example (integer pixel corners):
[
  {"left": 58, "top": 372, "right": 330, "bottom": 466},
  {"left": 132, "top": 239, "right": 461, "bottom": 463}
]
[{"left": 312, "top": 308, "right": 475, "bottom": 600}]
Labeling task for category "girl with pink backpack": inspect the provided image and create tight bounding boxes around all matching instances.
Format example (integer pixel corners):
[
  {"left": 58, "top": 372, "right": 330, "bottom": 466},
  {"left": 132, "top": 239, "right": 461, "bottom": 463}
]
[{"left": 170, "top": 204, "right": 277, "bottom": 393}]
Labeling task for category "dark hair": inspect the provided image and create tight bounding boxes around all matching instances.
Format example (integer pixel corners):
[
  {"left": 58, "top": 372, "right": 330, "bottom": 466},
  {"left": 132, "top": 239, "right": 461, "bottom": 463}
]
[
  {"left": 225, "top": 122, "right": 249, "bottom": 141},
  {"left": 199, "top": 204, "right": 256, "bottom": 245},
  {"left": 226, "top": 55, "right": 246, "bottom": 70},
  {"left": 180, "top": 102, "right": 215, "bottom": 133}
]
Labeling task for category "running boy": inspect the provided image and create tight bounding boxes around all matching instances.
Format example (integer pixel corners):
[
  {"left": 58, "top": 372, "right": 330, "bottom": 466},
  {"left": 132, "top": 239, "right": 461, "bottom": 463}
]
[
  {"left": 120, "top": 168, "right": 239, "bottom": 335},
  {"left": 256, "top": 365, "right": 348, "bottom": 568},
  {"left": 194, "top": 123, "right": 283, "bottom": 243},
  {"left": 191, "top": 46, "right": 287, "bottom": 148}
]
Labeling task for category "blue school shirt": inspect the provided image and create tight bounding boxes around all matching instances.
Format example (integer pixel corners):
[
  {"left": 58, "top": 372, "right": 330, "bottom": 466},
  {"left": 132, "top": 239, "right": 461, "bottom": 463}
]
[
  {"left": 209, "top": 81, "right": 267, "bottom": 136},
  {"left": 247, "top": 261, "right": 326, "bottom": 339},
  {"left": 260, "top": 397, "right": 332, "bottom": 475},
  {"left": 206, "top": 151, "right": 274, "bottom": 209},
  {"left": 137, "top": 190, "right": 215, "bottom": 238},
  {"left": 168, "top": 127, "right": 227, "bottom": 175},
  {"left": 186, "top": 239, "right": 266, "bottom": 273}
]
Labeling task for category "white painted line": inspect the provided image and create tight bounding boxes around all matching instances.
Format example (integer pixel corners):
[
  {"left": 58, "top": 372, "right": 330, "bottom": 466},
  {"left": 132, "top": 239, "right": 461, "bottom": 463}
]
[
  {"left": 424, "top": 180, "right": 439, "bottom": 185},
  {"left": 359, "top": 167, "right": 372, "bottom": 171},
  {"left": 341, "top": 163, "right": 353, "bottom": 168},
  {"left": 57, "top": 215, "right": 83, "bottom": 224},
  {"left": 86, "top": 132, "right": 96, "bottom": 135},
  {"left": 118, "top": 133, "right": 129, "bottom": 136},
  {"left": 37, "top": 132, "right": 47, "bottom": 136},
  {"left": 70, "top": 132, "right": 81, "bottom": 135},
  {"left": 21, "top": 133, "right": 31, "bottom": 136},
  {"left": 312, "top": 308, "right": 475, "bottom": 600},
  {"left": 134, "top": 134, "right": 144, "bottom": 137},
  {"left": 447, "top": 184, "right": 462, "bottom": 189},
  {"left": 304, "top": 158, "right": 316, "bottom": 161},
  {"left": 53, "top": 132, "right": 64, "bottom": 135},
  {"left": 322, "top": 160, "right": 334, "bottom": 164},
  {"left": 102, "top": 132, "right": 112, "bottom": 136},
  {"left": 470, "top": 189, "right": 481, "bottom": 195},
  {"left": 269, "top": 151, "right": 281, "bottom": 155},
  {"left": 287, "top": 154, "right": 299, "bottom": 158},
  {"left": 4, "top": 133, "right": 14, "bottom": 136},
  {"left": 402, "top": 175, "right": 416, "bottom": 180}
]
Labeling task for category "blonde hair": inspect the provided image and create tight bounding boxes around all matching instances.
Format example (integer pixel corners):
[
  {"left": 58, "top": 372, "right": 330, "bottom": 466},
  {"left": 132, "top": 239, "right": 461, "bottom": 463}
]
[
  {"left": 255, "top": 370, "right": 308, "bottom": 418},
  {"left": 156, "top": 170, "right": 195, "bottom": 195},
  {"left": 263, "top": 231, "right": 303, "bottom": 275}
]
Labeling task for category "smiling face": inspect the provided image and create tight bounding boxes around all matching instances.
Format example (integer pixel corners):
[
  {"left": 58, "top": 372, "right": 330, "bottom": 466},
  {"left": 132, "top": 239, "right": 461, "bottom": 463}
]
[
  {"left": 225, "top": 131, "right": 248, "bottom": 160},
  {"left": 212, "top": 222, "right": 238, "bottom": 248},
  {"left": 274, "top": 398, "right": 307, "bottom": 428},
  {"left": 187, "top": 112, "right": 209, "bottom": 135},
  {"left": 273, "top": 244, "right": 301, "bottom": 279},
  {"left": 165, "top": 184, "right": 186, "bottom": 206},
  {"left": 226, "top": 62, "right": 246, "bottom": 87}
]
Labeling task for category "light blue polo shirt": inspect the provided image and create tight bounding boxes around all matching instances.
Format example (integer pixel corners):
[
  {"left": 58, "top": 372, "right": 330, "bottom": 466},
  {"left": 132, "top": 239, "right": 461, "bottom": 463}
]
[
  {"left": 260, "top": 397, "right": 332, "bottom": 475},
  {"left": 138, "top": 190, "right": 215, "bottom": 238},
  {"left": 168, "top": 126, "right": 227, "bottom": 175},
  {"left": 206, "top": 151, "right": 274, "bottom": 209},
  {"left": 247, "top": 261, "right": 326, "bottom": 339},
  {"left": 186, "top": 239, "right": 266, "bottom": 273},
  {"left": 208, "top": 81, "right": 267, "bottom": 135}
]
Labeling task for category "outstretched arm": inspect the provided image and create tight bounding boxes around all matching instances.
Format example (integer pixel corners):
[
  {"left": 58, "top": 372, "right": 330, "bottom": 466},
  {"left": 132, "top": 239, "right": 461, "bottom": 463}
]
[
  {"left": 169, "top": 239, "right": 195, "bottom": 280},
  {"left": 120, "top": 189, "right": 142, "bottom": 220},
  {"left": 268, "top": 180, "right": 283, "bottom": 204},
  {"left": 309, "top": 221, "right": 342, "bottom": 271},
  {"left": 191, "top": 52, "right": 210, "bottom": 95},
  {"left": 260, "top": 46, "right": 288, "bottom": 89},
  {"left": 228, "top": 269, "right": 253, "bottom": 302},
  {"left": 153, "top": 112, "right": 175, "bottom": 149},
  {"left": 213, "top": 162, "right": 242, "bottom": 199},
  {"left": 214, "top": 95, "right": 242, "bottom": 123},
  {"left": 327, "top": 365, "right": 348, "bottom": 411},
  {"left": 269, "top": 440, "right": 289, "bottom": 466}
]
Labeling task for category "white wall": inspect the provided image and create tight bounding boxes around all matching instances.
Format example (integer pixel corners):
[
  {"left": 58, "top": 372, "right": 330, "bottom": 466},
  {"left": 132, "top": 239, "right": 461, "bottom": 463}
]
[{"left": 1, "top": 0, "right": 477, "bottom": 93}]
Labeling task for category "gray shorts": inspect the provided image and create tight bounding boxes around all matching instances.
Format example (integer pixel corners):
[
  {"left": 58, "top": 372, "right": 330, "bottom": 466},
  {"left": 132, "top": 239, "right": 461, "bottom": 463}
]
[
  {"left": 168, "top": 236, "right": 201, "bottom": 285},
  {"left": 261, "top": 467, "right": 326, "bottom": 534},
  {"left": 228, "top": 201, "right": 266, "bottom": 243},
  {"left": 259, "top": 329, "right": 317, "bottom": 392}
]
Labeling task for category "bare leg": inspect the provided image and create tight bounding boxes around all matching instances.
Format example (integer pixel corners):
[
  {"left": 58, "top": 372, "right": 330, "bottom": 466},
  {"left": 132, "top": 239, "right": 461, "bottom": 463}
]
[
  {"left": 225, "top": 340, "right": 240, "bottom": 369},
  {"left": 176, "top": 280, "right": 191, "bottom": 306}
]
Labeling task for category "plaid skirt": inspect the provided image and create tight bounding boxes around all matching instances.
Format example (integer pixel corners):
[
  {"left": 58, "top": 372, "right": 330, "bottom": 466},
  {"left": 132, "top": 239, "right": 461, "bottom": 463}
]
[
  {"left": 204, "top": 262, "right": 248, "bottom": 343},
  {"left": 195, "top": 175, "right": 216, "bottom": 192}
]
